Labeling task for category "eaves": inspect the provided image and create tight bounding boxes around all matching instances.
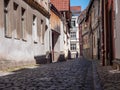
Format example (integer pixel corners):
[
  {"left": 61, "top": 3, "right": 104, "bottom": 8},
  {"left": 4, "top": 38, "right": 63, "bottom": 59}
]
[
  {"left": 86, "top": 0, "right": 94, "bottom": 20},
  {"left": 50, "top": 3, "right": 62, "bottom": 19},
  {"left": 23, "top": 0, "right": 50, "bottom": 18}
]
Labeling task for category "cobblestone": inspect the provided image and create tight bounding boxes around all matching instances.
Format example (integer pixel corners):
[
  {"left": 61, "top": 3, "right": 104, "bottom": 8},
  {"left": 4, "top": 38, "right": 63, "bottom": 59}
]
[
  {"left": 94, "top": 60, "right": 120, "bottom": 90},
  {"left": 0, "top": 58, "right": 95, "bottom": 90}
]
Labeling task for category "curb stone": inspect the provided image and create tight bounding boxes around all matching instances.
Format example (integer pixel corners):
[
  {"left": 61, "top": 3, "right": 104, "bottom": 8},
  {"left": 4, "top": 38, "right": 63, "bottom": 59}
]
[{"left": 92, "top": 61, "right": 104, "bottom": 90}]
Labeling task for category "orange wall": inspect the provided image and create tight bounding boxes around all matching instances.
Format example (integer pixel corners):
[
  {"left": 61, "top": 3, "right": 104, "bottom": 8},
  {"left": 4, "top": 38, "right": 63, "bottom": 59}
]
[{"left": 50, "top": 10, "right": 61, "bottom": 31}]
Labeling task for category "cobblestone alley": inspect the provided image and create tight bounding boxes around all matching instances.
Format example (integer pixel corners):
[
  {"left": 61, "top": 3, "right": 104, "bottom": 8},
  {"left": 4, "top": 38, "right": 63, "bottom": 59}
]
[{"left": 0, "top": 58, "right": 101, "bottom": 90}]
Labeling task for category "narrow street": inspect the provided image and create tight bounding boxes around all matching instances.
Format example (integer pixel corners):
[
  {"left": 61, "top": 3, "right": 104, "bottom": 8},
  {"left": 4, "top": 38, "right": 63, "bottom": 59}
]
[
  {"left": 1, "top": 0, "right": 120, "bottom": 90},
  {"left": 0, "top": 58, "right": 100, "bottom": 90}
]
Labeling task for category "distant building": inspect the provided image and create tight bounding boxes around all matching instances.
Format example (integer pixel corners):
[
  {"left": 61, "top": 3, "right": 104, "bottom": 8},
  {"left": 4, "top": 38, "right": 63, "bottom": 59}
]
[{"left": 70, "top": 6, "right": 81, "bottom": 58}]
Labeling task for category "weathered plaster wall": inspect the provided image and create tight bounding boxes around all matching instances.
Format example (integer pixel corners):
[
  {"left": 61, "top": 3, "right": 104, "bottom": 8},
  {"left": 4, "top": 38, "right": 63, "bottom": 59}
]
[
  {"left": 0, "top": 0, "right": 50, "bottom": 69},
  {"left": 50, "top": 10, "right": 61, "bottom": 62},
  {"left": 115, "top": 0, "right": 120, "bottom": 59}
]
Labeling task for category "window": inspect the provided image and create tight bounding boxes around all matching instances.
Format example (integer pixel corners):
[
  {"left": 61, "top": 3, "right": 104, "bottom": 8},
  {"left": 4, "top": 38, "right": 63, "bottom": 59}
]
[
  {"left": 41, "top": 19, "right": 44, "bottom": 44},
  {"left": 70, "top": 44, "right": 76, "bottom": 50},
  {"left": 94, "top": 36, "right": 96, "bottom": 48},
  {"left": 37, "top": 18, "right": 41, "bottom": 42},
  {"left": 13, "top": 2, "right": 20, "bottom": 39},
  {"left": 71, "top": 20, "right": 76, "bottom": 27},
  {"left": 32, "top": 15, "right": 38, "bottom": 43},
  {"left": 70, "top": 32, "right": 76, "bottom": 39},
  {"left": 21, "top": 7, "right": 27, "bottom": 40},
  {"left": 4, "top": 4, "right": 8, "bottom": 36},
  {"left": 45, "top": 2, "right": 47, "bottom": 6},
  {"left": 116, "top": 0, "right": 118, "bottom": 14},
  {"left": 4, "top": 0, "right": 12, "bottom": 37}
]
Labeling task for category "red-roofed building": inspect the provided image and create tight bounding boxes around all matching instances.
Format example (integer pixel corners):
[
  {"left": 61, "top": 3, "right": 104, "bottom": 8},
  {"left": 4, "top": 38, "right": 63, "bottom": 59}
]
[
  {"left": 70, "top": 6, "right": 81, "bottom": 16},
  {"left": 69, "top": 6, "right": 81, "bottom": 58},
  {"left": 70, "top": 6, "right": 81, "bottom": 12},
  {"left": 51, "top": 0, "right": 70, "bottom": 11},
  {"left": 51, "top": 0, "right": 71, "bottom": 21},
  {"left": 50, "top": 0, "right": 71, "bottom": 59}
]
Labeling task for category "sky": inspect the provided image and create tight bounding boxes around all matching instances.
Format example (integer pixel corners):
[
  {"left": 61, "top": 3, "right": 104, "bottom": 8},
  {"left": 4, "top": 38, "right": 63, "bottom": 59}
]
[{"left": 70, "top": 0, "right": 90, "bottom": 11}]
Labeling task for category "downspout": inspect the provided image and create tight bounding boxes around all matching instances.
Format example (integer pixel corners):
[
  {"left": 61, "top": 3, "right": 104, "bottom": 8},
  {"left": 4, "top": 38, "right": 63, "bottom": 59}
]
[
  {"left": 98, "top": 0, "right": 100, "bottom": 60},
  {"left": 101, "top": 0, "right": 105, "bottom": 66}
]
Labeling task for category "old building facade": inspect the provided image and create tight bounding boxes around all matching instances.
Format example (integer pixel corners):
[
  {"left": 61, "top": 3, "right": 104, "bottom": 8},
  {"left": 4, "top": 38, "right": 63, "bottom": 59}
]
[
  {"left": 85, "top": 0, "right": 101, "bottom": 59},
  {"left": 70, "top": 6, "right": 81, "bottom": 58},
  {"left": 82, "top": 10, "right": 91, "bottom": 59},
  {"left": 0, "top": 0, "right": 50, "bottom": 69},
  {"left": 78, "top": 9, "right": 86, "bottom": 57},
  {"left": 84, "top": 0, "right": 119, "bottom": 67},
  {"left": 51, "top": 0, "right": 71, "bottom": 60},
  {"left": 101, "top": 0, "right": 114, "bottom": 66},
  {"left": 50, "top": 3, "right": 64, "bottom": 62},
  {"left": 78, "top": 0, "right": 101, "bottom": 60},
  {"left": 0, "top": 0, "right": 72, "bottom": 70},
  {"left": 114, "top": 0, "right": 120, "bottom": 64}
]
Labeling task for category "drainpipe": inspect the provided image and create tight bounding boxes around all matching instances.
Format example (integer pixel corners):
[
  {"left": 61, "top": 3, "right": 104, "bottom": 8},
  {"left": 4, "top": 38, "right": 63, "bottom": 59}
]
[
  {"left": 101, "top": 0, "right": 105, "bottom": 66},
  {"left": 98, "top": 0, "right": 101, "bottom": 60}
]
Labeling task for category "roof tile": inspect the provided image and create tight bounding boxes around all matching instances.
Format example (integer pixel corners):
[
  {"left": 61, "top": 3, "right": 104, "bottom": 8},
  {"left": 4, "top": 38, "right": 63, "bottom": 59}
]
[{"left": 51, "top": 0, "right": 70, "bottom": 11}]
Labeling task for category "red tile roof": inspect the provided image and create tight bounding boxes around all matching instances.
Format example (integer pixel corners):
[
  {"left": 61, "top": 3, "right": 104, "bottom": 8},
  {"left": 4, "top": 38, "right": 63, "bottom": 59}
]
[
  {"left": 51, "top": 0, "right": 70, "bottom": 11},
  {"left": 70, "top": 6, "right": 81, "bottom": 11}
]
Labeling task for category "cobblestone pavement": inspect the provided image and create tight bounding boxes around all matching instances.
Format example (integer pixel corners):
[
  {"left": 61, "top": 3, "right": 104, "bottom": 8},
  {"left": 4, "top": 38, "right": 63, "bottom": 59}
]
[
  {"left": 94, "top": 61, "right": 120, "bottom": 90},
  {"left": 0, "top": 58, "right": 94, "bottom": 90}
]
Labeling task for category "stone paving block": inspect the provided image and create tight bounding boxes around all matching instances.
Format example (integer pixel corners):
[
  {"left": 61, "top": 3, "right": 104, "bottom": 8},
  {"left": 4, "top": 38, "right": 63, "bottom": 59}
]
[{"left": 0, "top": 58, "right": 99, "bottom": 90}]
